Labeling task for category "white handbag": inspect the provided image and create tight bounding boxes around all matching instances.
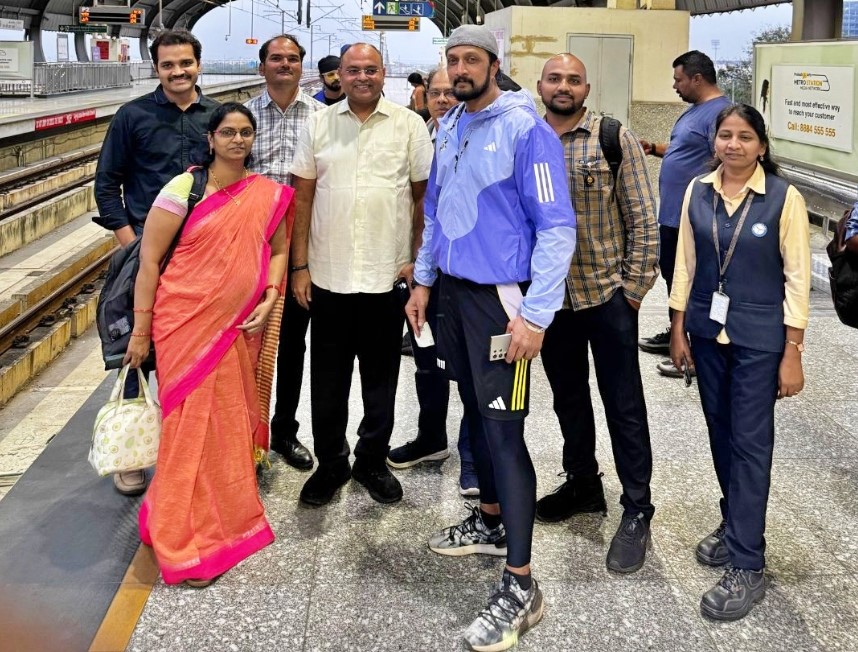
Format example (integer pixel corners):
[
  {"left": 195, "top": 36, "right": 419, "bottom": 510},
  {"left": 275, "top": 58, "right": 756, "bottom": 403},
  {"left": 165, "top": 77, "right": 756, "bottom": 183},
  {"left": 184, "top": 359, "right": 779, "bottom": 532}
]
[{"left": 89, "top": 364, "right": 162, "bottom": 476}]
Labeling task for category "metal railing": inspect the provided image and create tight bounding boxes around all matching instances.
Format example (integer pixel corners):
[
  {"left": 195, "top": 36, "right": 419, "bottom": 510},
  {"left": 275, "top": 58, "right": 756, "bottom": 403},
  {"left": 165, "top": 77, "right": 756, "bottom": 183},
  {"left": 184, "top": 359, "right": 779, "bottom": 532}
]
[
  {"left": 130, "top": 61, "right": 156, "bottom": 80},
  {"left": 200, "top": 60, "right": 259, "bottom": 75},
  {"left": 32, "top": 62, "right": 132, "bottom": 96}
]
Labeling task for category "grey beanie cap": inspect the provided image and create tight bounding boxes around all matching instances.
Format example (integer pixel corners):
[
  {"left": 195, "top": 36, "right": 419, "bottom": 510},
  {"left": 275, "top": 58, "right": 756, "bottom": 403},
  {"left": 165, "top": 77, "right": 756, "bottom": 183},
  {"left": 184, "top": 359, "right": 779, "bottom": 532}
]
[{"left": 445, "top": 25, "right": 498, "bottom": 57}]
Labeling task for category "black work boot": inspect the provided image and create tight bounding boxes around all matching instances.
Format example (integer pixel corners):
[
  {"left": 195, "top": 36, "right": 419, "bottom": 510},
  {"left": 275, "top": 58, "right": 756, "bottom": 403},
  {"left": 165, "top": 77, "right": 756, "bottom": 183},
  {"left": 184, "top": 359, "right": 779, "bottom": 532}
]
[
  {"left": 696, "top": 520, "right": 729, "bottom": 567},
  {"left": 299, "top": 462, "right": 351, "bottom": 506},
  {"left": 352, "top": 459, "right": 403, "bottom": 504},
  {"left": 700, "top": 567, "right": 767, "bottom": 621},
  {"left": 535, "top": 472, "right": 607, "bottom": 523}
]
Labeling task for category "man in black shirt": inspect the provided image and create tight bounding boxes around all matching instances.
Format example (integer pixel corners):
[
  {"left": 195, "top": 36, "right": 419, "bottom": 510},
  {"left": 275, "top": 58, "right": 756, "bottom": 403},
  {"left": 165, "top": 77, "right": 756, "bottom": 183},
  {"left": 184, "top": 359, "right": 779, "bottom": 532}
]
[
  {"left": 95, "top": 29, "right": 219, "bottom": 241},
  {"left": 94, "top": 29, "right": 219, "bottom": 497}
]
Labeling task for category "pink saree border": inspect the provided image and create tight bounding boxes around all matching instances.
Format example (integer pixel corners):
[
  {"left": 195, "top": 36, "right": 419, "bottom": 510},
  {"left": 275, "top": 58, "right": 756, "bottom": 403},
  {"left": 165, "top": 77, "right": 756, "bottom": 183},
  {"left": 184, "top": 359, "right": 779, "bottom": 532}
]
[
  {"left": 138, "top": 499, "right": 275, "bottom": 584},
  {"left": 159, "top": 180, "right": 292, "bottom": 418}
]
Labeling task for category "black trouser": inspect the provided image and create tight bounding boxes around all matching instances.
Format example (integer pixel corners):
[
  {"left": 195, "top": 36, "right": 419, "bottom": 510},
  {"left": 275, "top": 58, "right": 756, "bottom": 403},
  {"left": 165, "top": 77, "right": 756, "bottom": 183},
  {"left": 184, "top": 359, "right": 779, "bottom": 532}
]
[
  {"left": 436, "top": 274, "right": 536, "bottom": 568},
  {"left": 659, "top": 224, "right": 679, "bottom": 321},
  {"left": 310, "top": 285, "right": 404, "bottom": 467},
  {"left": 541, "top": 290, "right": 654, "bottom": 520},
  {"left": 408, "top": 290, "right": 473, "bottom": 464},
  {"left": 410, "top": 288, "right": 451, "bottom": 446},
  {"left": 270, "top": 278, "right": 312, "bottom": 443},
  {"left": 691, "top": 335, "right": 780, "bottom": 570}
]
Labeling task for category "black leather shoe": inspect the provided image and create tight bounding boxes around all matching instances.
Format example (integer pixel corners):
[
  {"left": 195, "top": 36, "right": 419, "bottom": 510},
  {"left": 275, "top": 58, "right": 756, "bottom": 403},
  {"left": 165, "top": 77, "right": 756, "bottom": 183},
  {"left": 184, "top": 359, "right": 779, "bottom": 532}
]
[
  {"left": 352, "top": 460, "right": 403, "bottom": 504},
  {"left": 696, "top": 520, "right": 729, "bottom": 567},
  {"left": 701, "top": 567, "right": 766, "bottom": 621},
  {"left": 606, "top": 512, "right": 650, "bottom": 574},
  {"left": 535, "top": 472, "right": 607, "bottom": 522},
  {"left": 271, "top": 437, "right": 314, "bottom": 471},
  {"left": 299, "top": 463, "right": 351, "bottom": 506}
]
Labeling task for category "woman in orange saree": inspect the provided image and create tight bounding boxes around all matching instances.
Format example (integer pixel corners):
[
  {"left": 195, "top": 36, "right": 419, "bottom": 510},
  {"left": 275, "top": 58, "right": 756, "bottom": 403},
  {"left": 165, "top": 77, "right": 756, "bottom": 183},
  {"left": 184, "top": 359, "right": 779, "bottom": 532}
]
[{"left": 125, "top": 103, "right": 292, "bottom": 586}]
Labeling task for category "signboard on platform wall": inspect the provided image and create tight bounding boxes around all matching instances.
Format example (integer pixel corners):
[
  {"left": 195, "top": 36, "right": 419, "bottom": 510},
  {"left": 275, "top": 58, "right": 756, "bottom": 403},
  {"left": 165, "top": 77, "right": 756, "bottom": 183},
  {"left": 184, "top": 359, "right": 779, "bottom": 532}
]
[
  {"left": 0, "top": 41, "right": 33, "bottom": 81},
  {"left": 769, "top": 64, "right": 854, "bottom": 153},
  {"left": 755, "top": 41, "right": 858, "bottom": 182},
  {"left": 57, "top": 34, "right": 69, "bottom": 62},
  {"left": 0, "top": 18, "right": 24, "bottom": 31},
  {"left": 35, "top": 109, "right": 98, "bottom": 132}
]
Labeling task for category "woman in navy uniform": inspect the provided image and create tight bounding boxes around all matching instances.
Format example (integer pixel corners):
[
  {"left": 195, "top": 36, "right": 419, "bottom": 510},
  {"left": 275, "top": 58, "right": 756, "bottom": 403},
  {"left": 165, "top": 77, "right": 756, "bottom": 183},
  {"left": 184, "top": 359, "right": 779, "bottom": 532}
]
[{"left": 668, "top": 104, "right": 810, "bottom": 621}]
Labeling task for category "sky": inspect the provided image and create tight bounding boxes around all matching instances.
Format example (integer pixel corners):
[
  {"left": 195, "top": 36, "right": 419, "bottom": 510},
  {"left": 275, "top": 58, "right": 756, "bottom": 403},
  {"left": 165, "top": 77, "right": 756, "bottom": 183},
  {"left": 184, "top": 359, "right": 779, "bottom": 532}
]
[{"left": 0, "top": 1, "right": 795, "bottom": 65}]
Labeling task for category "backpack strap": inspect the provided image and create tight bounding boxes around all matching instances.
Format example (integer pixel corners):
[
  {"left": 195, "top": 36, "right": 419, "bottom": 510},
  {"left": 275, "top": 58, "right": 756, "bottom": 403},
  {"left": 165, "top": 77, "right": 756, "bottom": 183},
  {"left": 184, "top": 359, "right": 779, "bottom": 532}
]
[
  {"left": 160, "top": 166, "right": 209, "bottom": 273},
  {"left": 598, "top": 117, "right": 623, "bottom": 201}
]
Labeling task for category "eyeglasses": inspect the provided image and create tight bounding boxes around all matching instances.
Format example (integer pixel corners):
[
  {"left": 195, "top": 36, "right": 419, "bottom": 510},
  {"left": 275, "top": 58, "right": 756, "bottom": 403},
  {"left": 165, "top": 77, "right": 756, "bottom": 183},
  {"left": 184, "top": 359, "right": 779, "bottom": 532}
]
[
  {"left": 213, "top": 128, "right": 255, "bottom": 139},
  {"left": 428, "top": 89, "right": 456, "bottom": 99},
  {"left": 343, "top": 67, "right": 380, "bottom": 77},
  {"left": 322, "top": 71, "right": 339, "bottom": 80}
]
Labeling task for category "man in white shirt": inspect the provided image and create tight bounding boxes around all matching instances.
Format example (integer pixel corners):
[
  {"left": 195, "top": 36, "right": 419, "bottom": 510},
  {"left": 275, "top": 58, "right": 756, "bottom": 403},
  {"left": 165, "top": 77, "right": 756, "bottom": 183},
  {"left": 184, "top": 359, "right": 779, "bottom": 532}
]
[
  {"left": 245, "top": 34, "right": 323, "bottom": 472},
  {"left": 290, "top": 43, "right": 434, "bottom": 506}
]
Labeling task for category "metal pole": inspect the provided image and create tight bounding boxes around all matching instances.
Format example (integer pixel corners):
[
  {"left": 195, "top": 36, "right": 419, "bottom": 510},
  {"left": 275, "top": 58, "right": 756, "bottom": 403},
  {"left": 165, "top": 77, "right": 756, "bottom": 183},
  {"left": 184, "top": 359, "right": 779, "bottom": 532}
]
[
  {"left": 159, "top": 0, "right": 164, "bottom": 28},
  {"left": 310, "top": 23, "right": 313, "bottom": 66}
]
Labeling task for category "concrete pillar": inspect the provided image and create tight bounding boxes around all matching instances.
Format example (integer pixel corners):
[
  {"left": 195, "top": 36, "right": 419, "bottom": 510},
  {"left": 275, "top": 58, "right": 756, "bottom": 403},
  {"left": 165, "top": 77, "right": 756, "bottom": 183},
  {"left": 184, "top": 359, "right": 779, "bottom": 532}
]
[
  {"left": 74, "top": 33, "right": 90, "bottom": 62},
  {"left": 792, "top": 0, "right": 843, "bottom": 40}
]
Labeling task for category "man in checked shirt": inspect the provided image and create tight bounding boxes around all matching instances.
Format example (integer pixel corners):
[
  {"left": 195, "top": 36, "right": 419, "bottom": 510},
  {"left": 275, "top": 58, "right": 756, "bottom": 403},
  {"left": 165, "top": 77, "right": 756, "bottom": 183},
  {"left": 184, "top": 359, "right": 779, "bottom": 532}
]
[
  {"left": 246, "top": 34, "right": 324, "bottom": 471},
  {"left": 535, "top": 54, "right": 660, "bottom": 574}
]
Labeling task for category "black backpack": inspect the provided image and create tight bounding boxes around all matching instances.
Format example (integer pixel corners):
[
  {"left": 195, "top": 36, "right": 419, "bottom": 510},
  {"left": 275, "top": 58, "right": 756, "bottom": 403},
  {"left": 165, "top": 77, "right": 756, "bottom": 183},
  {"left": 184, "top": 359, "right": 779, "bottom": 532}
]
[
  {"left": 97, "top": 167, "right": 208, "bottom": 369},
  {"left": 598, "top": 116, "right": 623, "bottom": 195},
  {"left": 826, "top": 207, "right": 858, "bottom": 328}
]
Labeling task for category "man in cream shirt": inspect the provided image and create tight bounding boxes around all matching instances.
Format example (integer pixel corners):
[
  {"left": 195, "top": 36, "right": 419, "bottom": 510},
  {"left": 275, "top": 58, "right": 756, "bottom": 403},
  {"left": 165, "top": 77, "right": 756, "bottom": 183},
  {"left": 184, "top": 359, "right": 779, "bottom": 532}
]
[{"left": 289, "top": 43, "right": 433, "bottom": 506}]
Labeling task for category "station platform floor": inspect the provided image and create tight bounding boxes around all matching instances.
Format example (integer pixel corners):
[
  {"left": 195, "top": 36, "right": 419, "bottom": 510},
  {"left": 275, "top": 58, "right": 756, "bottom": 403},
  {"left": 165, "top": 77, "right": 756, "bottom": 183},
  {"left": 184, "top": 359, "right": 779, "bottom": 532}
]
[{"left": 1, "top": 279, "right": 857, "bottom": 651}]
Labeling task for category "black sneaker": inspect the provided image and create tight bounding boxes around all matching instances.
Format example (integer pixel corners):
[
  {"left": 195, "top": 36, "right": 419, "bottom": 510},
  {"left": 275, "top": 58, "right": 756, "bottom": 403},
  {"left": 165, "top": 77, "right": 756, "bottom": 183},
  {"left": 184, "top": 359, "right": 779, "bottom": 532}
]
[
  {"left": 299, "top": 462, "right": 351, "bottom": 506},
  {"left": 638, "top": 327, "right": 671, "bottom": 354},
  {"left": 700, "top": 567, "right": 767, "bottom": 621},
  {"left": 535, "top": 472, "right": 607, "bottom": 523},
  {"left": 463, "top": 570, "right": 544, "bottom": 651},
  {"left": 352, "top": 460, "right": 403, "bottom": 504},
  {"left": 696, "top": 520, "right": 729, "bottom": 567},
  {"left": 606, "top": 512, "right": 650, "bottom": 573},
  {"left": 386, "top": 438, "right": 450, "bottom": 469}
]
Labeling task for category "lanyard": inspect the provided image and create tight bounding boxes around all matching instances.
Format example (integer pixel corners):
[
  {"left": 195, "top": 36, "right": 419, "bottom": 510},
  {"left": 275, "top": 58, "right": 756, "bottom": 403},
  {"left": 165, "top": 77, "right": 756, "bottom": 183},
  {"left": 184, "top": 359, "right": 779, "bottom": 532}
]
[{"left": 711, "top": 189, "right": 755, "bottom": 292}]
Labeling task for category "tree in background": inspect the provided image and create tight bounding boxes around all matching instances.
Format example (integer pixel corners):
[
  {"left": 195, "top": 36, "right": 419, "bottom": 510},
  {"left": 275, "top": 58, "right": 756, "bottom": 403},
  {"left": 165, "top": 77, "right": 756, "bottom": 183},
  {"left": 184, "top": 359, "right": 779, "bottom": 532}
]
[{"left": 717, "top": 25, "right": 791, "bottom": 104}]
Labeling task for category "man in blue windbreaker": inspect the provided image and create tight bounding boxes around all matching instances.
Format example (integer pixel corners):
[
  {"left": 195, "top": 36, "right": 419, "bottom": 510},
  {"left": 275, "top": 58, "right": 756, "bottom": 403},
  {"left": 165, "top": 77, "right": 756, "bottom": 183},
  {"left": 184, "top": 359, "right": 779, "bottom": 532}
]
[{"left": 405, "top": 25, "right": 577, "bottom": 652}]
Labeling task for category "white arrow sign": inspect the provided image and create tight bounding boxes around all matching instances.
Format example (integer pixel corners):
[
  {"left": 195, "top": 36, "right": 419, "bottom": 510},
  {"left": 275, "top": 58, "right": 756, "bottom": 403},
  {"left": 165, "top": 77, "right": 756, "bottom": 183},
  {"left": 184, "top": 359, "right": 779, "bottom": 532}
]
[{"left": 374, "top": 2, "right": 386, "bottom": 13}]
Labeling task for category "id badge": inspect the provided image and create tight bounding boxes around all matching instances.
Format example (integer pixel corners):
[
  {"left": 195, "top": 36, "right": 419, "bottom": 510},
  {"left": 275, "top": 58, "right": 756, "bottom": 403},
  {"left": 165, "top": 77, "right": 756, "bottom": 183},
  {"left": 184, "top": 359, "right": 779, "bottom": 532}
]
[{"left": 710, "top": 291, "right": 730, "bottom": 325}]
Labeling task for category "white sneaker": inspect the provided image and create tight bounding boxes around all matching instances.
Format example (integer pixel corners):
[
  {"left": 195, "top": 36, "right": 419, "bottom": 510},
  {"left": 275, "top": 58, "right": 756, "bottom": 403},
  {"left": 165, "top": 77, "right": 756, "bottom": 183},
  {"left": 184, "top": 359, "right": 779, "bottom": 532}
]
[
  {"left": 428, "top": 503, "right": 506, "bottom": 557},
  {"left": 463, "top": 570, "right": 544, "bottom": 651}
]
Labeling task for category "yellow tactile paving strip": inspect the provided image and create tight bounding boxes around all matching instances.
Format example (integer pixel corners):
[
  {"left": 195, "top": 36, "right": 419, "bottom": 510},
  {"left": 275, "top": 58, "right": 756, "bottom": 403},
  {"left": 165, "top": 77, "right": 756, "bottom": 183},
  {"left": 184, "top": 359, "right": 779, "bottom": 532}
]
[{"left": 89, "top": 544, "right": 159, "bottom": 652}]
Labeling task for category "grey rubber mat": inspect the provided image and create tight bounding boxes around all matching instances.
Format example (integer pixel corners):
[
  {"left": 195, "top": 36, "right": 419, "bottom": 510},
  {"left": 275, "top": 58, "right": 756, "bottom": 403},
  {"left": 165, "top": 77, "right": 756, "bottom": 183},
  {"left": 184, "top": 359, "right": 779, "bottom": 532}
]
[{"left": 0, "top": 374, "right": 145, "bottom": 652}]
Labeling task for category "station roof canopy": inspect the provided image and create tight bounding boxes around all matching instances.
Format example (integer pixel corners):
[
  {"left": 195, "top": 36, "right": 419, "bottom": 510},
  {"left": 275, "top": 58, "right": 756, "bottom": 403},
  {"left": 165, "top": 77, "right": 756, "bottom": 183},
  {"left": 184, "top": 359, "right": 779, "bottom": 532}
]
[{"left": 0, "top": 0, "right": 792, "bottom": 47}]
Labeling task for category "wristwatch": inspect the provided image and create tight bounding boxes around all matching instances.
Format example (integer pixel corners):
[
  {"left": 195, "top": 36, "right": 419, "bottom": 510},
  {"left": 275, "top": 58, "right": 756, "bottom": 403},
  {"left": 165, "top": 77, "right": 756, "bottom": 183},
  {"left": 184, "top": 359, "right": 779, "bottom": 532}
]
[
  {"left": 410, "top": 279, "right": 425, "bottom": 290},
  {"left": 786, "top": 340, "right": 805, "bottom": 353}
]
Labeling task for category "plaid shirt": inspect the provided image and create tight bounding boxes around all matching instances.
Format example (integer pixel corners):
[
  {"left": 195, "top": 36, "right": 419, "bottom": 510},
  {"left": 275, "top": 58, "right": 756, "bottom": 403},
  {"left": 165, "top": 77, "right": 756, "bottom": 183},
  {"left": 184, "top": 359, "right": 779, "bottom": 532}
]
[
  {"left": 558, "top": 110, "right": 660, "bottom": 310},
  {"left": 245, "top": 87, "right": 324, "bottom": 185}
]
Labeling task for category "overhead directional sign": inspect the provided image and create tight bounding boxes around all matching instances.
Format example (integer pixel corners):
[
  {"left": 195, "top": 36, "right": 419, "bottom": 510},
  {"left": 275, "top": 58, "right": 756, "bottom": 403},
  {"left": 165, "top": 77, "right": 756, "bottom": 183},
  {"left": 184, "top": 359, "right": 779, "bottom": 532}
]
[
  {"left": 372, "top": 2, "right": 434, "bottom": 18},
  {"left": 362, "top": 15, "right": 421, "bottom": 31},
  {"left": 0, "top": 18, "right": 24, "bottom": 30},
  {"left": 58, "top": 24, "right": 110, "bottom": 34}
]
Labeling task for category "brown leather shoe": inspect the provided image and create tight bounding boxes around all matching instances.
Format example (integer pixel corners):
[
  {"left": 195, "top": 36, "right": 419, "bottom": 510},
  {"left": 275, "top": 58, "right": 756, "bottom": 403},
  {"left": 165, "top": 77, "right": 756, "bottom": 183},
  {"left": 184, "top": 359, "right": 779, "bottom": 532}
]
[{"left": 113, "top": 470, "right": 148, "bottom": 496}]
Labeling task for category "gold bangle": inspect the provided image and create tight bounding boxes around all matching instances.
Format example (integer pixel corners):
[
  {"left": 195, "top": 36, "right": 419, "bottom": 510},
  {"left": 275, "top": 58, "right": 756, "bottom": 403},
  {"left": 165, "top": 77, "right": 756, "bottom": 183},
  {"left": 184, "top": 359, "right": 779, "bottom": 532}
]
[{"left": 131, "top": 331, "right": 151, "bottom": 338}]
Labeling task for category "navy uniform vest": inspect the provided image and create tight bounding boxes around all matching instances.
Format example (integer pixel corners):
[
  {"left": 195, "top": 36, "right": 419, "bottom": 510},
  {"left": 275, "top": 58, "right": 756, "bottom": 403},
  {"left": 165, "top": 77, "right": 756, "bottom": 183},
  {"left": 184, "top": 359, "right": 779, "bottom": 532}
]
[{"left": 685, "top": 172, "right": 789, "bottom": 353}]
